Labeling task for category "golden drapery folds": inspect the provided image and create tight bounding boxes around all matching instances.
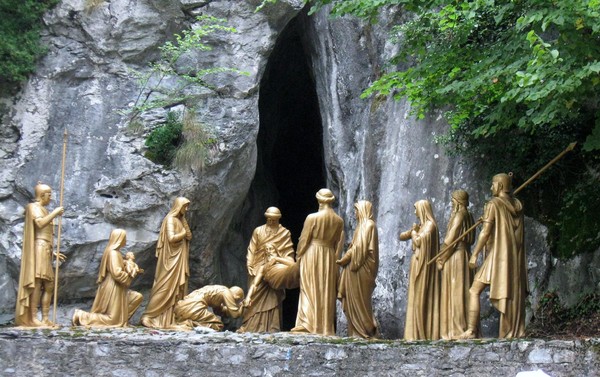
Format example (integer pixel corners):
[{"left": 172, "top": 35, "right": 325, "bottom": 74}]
[
  {"left": 15, "top": 202, "right": 50, "bottom": 326},
  {"left": 439, "top": 191, "right": 475, "bottom": 339},
  {"left": 175, "top": 285, "right": 244, "bottom": 330},
  {"left": 292, "top": 189, "right": 344, "bottom": 336},
  {"left": 239, "top": 222, "right": 296, "bottom": 333},
  {"left": 141, "top": 197, "right": 191, "bottom": 329},
  {"left": 72, "top": 229, "right": 143, "bottom": 327},
  {"left": 400, "top": 199, "right": 440, "bottom": 341},
  {"left": 475, "top": 196, "right": 526, "bottom": 338},
  {"left": 337, "top": 200, "right": 379, "bottom": 339}
]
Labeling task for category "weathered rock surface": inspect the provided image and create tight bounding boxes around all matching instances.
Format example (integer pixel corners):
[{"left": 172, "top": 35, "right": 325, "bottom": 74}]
[
  {"left": 0, "top": 328, "right": 598, "bottom": 376},
  {"left": 0, "top": 0, "right": 594, "bottom": 340}
]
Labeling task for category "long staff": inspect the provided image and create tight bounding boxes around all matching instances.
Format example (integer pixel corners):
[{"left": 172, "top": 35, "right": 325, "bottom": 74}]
[
  {"left": 427, "top": 142, "right": 577, "bottom": 266},
  {"left": 52, "top": 129, "right": 68, "bottom": 324}
]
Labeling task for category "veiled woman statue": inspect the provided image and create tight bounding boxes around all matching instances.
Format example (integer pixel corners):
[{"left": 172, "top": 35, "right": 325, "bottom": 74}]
[
  {"left": 72, "top": 229, "right": 143, "bottom": 327},
  {"left": 141, "top": 197, "right": 191, "bottom": 329},
  {"left": 399, "top": 199, "right": 440, "bottom": 340},
  {"left": 337, "top": 200, "right": 379, "bottom": 339},
  {"left": 436, "top": 190, "right": 476, "bottom": 339}
]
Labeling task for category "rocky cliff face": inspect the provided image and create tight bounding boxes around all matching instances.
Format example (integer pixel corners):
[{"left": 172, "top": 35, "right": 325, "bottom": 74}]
[{"left": 0, "top": 0, "right": 561, "bottom": 338}]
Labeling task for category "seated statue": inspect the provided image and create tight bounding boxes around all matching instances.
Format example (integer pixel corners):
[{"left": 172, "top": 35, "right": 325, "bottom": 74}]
[
  {"left": 174, "top": 285, "right": 245, "bottom": 331},
  {"left": 72, "top": 229, "right": 143, "bottom": 327}
]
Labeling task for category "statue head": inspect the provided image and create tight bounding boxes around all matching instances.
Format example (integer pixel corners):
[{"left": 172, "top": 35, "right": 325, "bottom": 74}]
[
  {"left": 230, "top": 286, "right": 244, "bottom": 302},
  {"left": 264, "top": 207, "right": 281, "bottom": 227},
  {"left": 492, "top": 173, "right": 513, "bottom": 195},
  {"left": 451, "top": 190, "right": 469, "bottom": 208},
  {"left": 34, "top": 182, "right": 52, "bottom": 204},
  {"left": 354, "top": 200, "right": 373, "bottom": 222},
  {"left": 316, "top": 188, "right": 335, "bottom": 205},
  {"left": 414, "top": 199, "right": 437, "bottom": 226},
  {"left": 171, "top": 197, "right": 191, "bottom": 216},
  {"left": 125, "top": 251, "right": 135, "bottom": 261}
]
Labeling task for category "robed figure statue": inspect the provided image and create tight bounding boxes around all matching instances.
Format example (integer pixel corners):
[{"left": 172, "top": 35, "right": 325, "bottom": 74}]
[
  {"left": 400, "top": 199, "right": 440, "bottom": 340},
  {"left": 337, "top": 200, "right": 379, "bottom": 339},
  {"left": 292, "top": 189, "right": 344, "bottom": 336},
  {"left": 72, "top": 229, "right": 143, "bottom": 327},
  {"left": 141, "top": 197, "right": 192, "bottom": 329}
]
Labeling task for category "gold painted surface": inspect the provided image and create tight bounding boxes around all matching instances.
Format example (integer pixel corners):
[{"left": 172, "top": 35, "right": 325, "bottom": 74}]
[
  {"left": 175, "top": 285, "right": 244, "bottom": 331},
  {"left": 438, "top": 190, "right": 475, "bottom": 340},
  {"left": 72, "top": 229, "right": 143, "bottom": 327},
  {"left": 400, "top": 199, "right": 440, "bottom": 340},
  {"left": 292, "top": 189, "right": 344, "bottom": 336},
  {"left": 461, "top": 173, "right": 527, "bottom": 339},
  {"left": 239, "top": 207, "right": 296, "bottom": 333},
  {"left": 15, "top": 183, "right": 65, "bottom": 327},
  {"left": 141, "top": 197, "right": 191, "bottom": 330},
  {"left": 337, "top": 200, "right": 379, "bottom": 339}
]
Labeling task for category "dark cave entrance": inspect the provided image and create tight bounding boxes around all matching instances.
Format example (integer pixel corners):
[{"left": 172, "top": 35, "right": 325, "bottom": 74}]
[{"left": 245, "top": 14, "right": 325, "bottom": 331}]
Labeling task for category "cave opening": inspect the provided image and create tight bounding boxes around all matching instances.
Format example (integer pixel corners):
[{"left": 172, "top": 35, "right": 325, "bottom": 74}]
[{"left": 245, "top": 14, "right": 325, "bottom": 331}]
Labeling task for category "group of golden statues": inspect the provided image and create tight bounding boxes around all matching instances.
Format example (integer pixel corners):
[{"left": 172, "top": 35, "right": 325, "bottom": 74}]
[
  {"left": 14, "top": 175, "right": 526, "bottom": 340},
  {"left": 398, "top": 173, "right": 526, "bottom": 340}
]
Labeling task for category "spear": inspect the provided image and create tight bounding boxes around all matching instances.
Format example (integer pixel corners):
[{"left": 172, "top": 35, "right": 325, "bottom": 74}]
[
  {"left": 52, "top": 129, "right": 68, "bottom": 324},
  {"left": 428, "top": 142, "right": 577, "bottom": 266}
]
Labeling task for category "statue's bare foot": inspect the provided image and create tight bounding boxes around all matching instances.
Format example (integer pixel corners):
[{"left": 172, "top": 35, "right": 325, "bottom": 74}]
[{"left": 458, "top": 329, "right": 476, "bottom": 339}]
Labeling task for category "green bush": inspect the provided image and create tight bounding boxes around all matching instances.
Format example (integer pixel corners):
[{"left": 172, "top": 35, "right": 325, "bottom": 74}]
[
  {"left": 0, "top": 0, "right": 59, "bottom": 84},
  {"left": 144, "top": 112, "right": 183, "bottom": 166}
]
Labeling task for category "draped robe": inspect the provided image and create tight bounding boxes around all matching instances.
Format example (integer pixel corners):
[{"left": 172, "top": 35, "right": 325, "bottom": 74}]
[
  {"left": 73, "top": 229, "right": 142, "bottom": 327},
  {"left": 239, "top": 224, "right": 295, "bottom": 333},
  {"left": 141, "top": 198, "right": 191, "bottom": 328},
  {"left": 293, "top": 207, "right": 343, "bottom": 335},
  {"left": 440, "top": 208, "right": 474, "bottom": 339},
  {"left": 338, "top": 201, "right": 379, "bottom": 338},
  {"left": 175, "top": 285, "right": 243, "bottom": 331},
  {"left": 400, "top": 200, "right": 440, "bottom": 340},
  {"left": 15, "top": 202, "right": 52, "bottom": 326},
  {"left": 474, "top": 196, "right": 526, "bottom": 338}
]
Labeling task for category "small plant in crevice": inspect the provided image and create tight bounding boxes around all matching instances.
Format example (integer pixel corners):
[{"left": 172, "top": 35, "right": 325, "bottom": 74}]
[
  {"left": 124, "top": 15, "right": 247, "bottom": 125},
  {"left": 172, "top": 108, "right": 217, "bottom": 171},
  {"left": 144, "top": 111, "right": 183, "bottom": 167}
]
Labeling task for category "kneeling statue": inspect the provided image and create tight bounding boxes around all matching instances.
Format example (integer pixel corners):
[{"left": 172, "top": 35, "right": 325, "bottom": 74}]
[{"left": 174, "top": 285, "right": 245, "bottom": 331}]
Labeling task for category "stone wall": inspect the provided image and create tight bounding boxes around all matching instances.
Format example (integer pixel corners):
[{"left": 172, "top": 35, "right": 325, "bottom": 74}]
[{"left": 0, "top": 329, "right": 598, "bottom": 376}]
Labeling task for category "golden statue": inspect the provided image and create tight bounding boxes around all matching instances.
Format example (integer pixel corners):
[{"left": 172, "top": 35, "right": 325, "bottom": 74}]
[
  {"left": 337, "top": 200, "right": 379, "bottom": 339},
  {"left": 141, "top": 197, "right": 192, "bottom": 330},
  {"left": 435, "top": 190, "right": 475, "bottom": 339},
  {"left": 174, "top": 285, "right": 245, "bottom": 331},
  {"left": 291, "top": 189, "right": 344, "bottom": 336},
  {"left": 399, "top": 199, "right": 440, "bottom": 340},
  {"left": 15, "top": 182, "right": 65, "bottom": 327},
  {"left": 242, "top": 242, "right": 298, "bottom": 309},
  {"left": 460, "top": 173, "right": 527, "bottom": 339},
  {"left": 72, "top": 229, "right": 143, "bottom": 327},
  {"left": 124, "top": 251, "right": 144, "bottom": 278},
  {"left": 238, "top": 207, "right": 296, "bottom": 333}
]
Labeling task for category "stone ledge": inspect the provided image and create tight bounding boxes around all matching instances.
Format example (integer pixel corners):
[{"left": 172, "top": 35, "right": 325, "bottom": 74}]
[{"left": 0, "top": 328, "right": 598, "bottom": 376}]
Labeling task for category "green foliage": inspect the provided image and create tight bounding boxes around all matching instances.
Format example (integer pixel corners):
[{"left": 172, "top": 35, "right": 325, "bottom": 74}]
[
  {"left": 127, "top": 15, "right": 248, "bottom": 122},
  {"left": 300, "top": 0, "right": 600, "bottom": 258},
  {"left": 143, "top": 109, "right": 217, "bottom": 170},
  {"left": 0, "top": 0, "right": 59, "bottom": 84},
  {"left": 172, "top": 108, "right": 217, "bottom": 171},
  {"left": 552, "top": 164, "right": 600, "bottom": 258},
  {"left": 144, "top": 111, "right": 183, "bottom": 166}
]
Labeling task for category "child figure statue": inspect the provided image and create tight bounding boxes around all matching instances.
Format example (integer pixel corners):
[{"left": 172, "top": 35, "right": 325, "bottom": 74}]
[{"left": 123, "top": 252, "right": 144, "bottom": 278}]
